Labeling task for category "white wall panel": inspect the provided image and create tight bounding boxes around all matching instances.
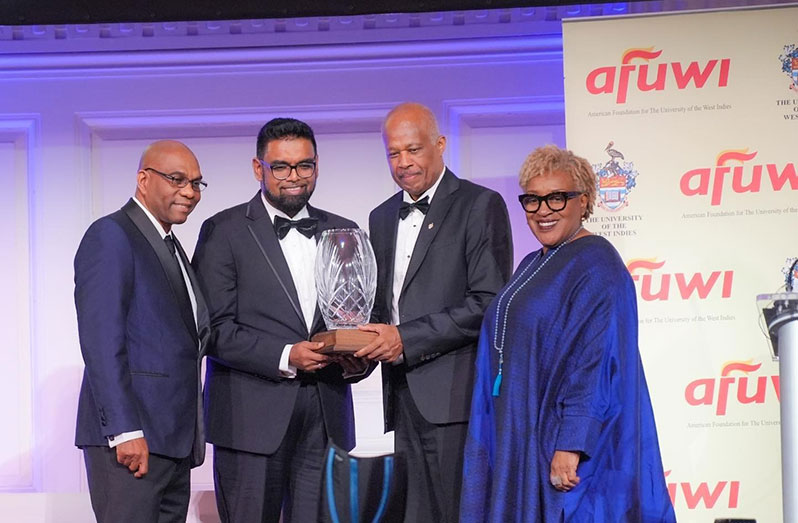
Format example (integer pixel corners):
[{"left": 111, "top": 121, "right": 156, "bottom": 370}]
[
  {"left": 0, "top": 119, "right": 36, "bottom": 490},
  {"left": 446, "top": 97, "right": 566, "bottom": 267}
]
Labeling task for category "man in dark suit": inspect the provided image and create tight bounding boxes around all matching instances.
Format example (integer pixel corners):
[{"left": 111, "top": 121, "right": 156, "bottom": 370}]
[
  {"left": 193, "top": 118, "right": 368, "bottom": 522},
  {"left": 74, "top": 140, "right": 210, "bottom": 523},
  {"left": 356, "top": 103, "right": 513, "bottom": 522}
]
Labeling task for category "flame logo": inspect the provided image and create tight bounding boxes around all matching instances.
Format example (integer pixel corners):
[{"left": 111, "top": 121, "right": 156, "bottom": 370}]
[
  {"left": 621, "top": 47, "right": 663, "bottom": 64},
  {"left": 626, "top": 258, "right": 665, "bottom": 275},
  {"left": 721, "top": 360, "right": 762, "bottom": 376},
  {"left": 716, "top": 150, "right": 757, "bottom": 166}
]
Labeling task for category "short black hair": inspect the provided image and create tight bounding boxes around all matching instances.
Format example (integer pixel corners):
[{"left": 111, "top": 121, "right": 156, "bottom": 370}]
[{"left": 256, "top": 118, "right": 317, "bottom": 159}]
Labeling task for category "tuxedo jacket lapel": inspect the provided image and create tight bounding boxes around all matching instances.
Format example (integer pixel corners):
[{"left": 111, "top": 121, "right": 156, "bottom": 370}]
[
  {"left": 378, "top": 194, "right": 402, "bottom": 320},
  {"left": 122, "top": 199, "right": 198, "bottom": 343},
  {"left": 173, "top": 235, "right": 211, "bottom": 352},
  {"left": 170, "top": 232, "right": 209, "bottom": 467},
  {"left": 244, "top": 193, "right": 307, "bottom": 333},
  {"left": 401, "top": 170, "right": 458, "bottom": 296}
]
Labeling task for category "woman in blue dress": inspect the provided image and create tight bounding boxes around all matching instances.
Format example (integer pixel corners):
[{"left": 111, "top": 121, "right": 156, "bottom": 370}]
[{"left": 461, "top": 145, "right": 675, "bottom": 522}]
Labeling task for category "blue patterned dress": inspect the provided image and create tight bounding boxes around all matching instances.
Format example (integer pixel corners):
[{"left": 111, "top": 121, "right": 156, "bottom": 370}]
[{"left": 461, "top": 236, "right": 675, "bottom": 522}]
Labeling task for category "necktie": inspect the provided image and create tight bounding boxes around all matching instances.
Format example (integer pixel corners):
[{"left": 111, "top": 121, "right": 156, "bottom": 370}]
[
  {"left": 164, "top": 234, "right": 193, "bottom": 319},
  {"left": 274, "top": 215, "right": 318, "bottom": 240},
  {"left": 164, "top": 233, "right": 179, "bottom": 257},
  {"left": 399, "top": 196, "right": 430, "bottom": 220}
]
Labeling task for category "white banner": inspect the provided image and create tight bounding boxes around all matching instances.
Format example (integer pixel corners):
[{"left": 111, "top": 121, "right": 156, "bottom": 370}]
[{"left": 564, "top": 5, "right": 798, "bottom": 522}]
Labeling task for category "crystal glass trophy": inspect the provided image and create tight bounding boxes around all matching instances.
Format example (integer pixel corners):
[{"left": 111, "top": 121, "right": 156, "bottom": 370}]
[{"left": 312, "top": 228, "right": 378, "bottom": 352}]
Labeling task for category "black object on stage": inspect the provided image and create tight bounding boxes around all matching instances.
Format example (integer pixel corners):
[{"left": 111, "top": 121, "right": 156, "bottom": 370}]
[{"left": 320, "top": 441, "right": 406, "bottom": 523}]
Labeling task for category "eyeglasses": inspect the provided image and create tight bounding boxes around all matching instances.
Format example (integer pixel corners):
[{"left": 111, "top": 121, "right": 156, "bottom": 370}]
[
  {"left": 144, "top": 167, "right": 208, "bottom": 192},
  {"left": 518, "top": 191, "right": 583, "bottom": 213},
  {"left": 258, "top": 159, "right": 317, "bottom": 180}
]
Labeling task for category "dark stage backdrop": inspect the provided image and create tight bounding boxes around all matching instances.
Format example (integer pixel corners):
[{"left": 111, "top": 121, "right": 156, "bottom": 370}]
[{"left": 1, "top": 0, "right": 620, "bottom": 25}]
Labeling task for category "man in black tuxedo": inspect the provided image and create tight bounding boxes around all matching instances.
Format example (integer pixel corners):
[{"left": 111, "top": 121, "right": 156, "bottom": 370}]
[
  {"left": 74, "top": 140, "right": 210, "bottom": 523},
  {"left": 193, "top": 118, "right": 368, "bottom": 522},
  {"left": 356, "top": 103, "right": 513, "bottom": 522}
]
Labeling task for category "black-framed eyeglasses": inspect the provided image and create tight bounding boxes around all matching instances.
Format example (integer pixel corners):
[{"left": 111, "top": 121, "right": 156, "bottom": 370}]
[
  {"left": 258, "top": 158, "right": 317, "bottom": 180},
  {"left": 518, "top": 191, "right": 583, "bottom": 213},
  {"left": 144, "top": 167, "right": 208, "bottom": 192}
]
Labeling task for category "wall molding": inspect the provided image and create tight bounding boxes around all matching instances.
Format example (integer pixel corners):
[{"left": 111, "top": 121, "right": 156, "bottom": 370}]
[
  {"left": 0, "top": 34, "right": 563, "bottom": 75},
  {"left": 0, "top": 116, "right": 38, "bottom": 491},
  {"left": 0, "top": 6, "right": 598, "bottom": 54},
  {"left": 0, "top": 1, "right": 787, "bottom": 55},
  {"left": 443, "top": 95, "right": 565, "bottom": 176},
  {"left": 74, "top": 103, "right": 394, "bottom": 222}
]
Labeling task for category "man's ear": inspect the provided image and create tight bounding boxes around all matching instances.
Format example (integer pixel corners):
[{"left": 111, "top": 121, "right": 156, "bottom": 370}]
[
  {"left": 136, "top": 169, "right": 149, "bottom": 196},
  {"left": 436, "top": 135, "right": 447, "bottom": 155},
  {"left": 252, "top": 158, "right": 264, "bottom": 182}
]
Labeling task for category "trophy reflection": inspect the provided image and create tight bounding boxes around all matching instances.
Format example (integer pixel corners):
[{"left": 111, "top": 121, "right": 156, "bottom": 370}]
[{"left": 312, "top": 228, "right": 378, "bottom": 353}]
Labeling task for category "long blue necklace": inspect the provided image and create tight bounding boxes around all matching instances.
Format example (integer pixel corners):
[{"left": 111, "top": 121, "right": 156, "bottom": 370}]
[{"left": 492, "top": 226, "right": 583, "bottom": 397}]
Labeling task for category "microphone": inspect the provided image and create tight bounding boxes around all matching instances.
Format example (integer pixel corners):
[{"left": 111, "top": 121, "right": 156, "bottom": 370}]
[{"left": 786, "top": 257, "right": 798, "bottom": 292}]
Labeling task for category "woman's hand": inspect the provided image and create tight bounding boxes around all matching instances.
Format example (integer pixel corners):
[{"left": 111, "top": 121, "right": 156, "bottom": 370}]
[{"left": 550, "top": 450, "right": 581, "bottom": 492}]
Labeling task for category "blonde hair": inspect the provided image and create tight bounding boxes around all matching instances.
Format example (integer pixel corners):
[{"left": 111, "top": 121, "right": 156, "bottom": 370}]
[{"left": 519, "top": 144, "right": 597, "bottom": 220}]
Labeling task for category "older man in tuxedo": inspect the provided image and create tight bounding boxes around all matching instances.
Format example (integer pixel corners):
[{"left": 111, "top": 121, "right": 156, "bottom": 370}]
[
  {"left": 74, "top": 140, "right": 210, "bottom": 523},
  {"left": 356, "top": 103, "right": 513, "bottom": 522},
  {"left": 193, "top": 118, "right": 369, "bottom": 522}
]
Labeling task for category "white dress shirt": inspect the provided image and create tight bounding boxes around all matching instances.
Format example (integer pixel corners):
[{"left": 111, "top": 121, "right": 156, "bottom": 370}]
[
  {"left": 261, "top": 194, "right": 318, "bottom": 378},
  {"left": 391, "top": 167, "right": 446, "bottom": 326},
  {"left": 108, "top": 197, "right": 199, "bottom": 448},
  {"left": 389, "top": 167, "right": 446, "bottom": 365}
]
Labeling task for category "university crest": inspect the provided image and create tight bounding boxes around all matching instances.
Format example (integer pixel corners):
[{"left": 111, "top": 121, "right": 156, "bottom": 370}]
[
  {"left": 778, "top": 44, "right": 798, "bottom": 92},
  {"left": 592, "top": 141, "right": 639, "bottom": 212}
]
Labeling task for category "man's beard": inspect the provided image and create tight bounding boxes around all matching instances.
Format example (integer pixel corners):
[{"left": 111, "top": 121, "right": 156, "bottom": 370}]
[{"left": 263, "top": 186, "right": 312, "bottom": 217}]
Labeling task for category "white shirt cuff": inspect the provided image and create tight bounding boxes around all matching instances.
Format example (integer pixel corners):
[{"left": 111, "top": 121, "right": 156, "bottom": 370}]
[
  {"left": 279, "top": 344, "right": 297, "bottom": 378},
  {"left": 108, "top": 430, "right": 144, "bottom": 448},
  {"left": 392, "top": 353, "right": 405, "bottom": 365}
]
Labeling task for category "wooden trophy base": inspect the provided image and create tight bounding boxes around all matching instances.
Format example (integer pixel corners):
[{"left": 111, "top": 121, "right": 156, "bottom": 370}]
[{"left": 312, "top": 329, "right": 378, "bottom": 353}]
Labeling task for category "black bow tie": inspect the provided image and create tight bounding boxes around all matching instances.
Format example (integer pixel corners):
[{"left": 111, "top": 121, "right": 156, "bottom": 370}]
[
  {"left": 274, "top": 215, "right": 318, "bottom": 240},
  {"left": 399, "top": 196, "right": 430, "bottom": 220}
]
